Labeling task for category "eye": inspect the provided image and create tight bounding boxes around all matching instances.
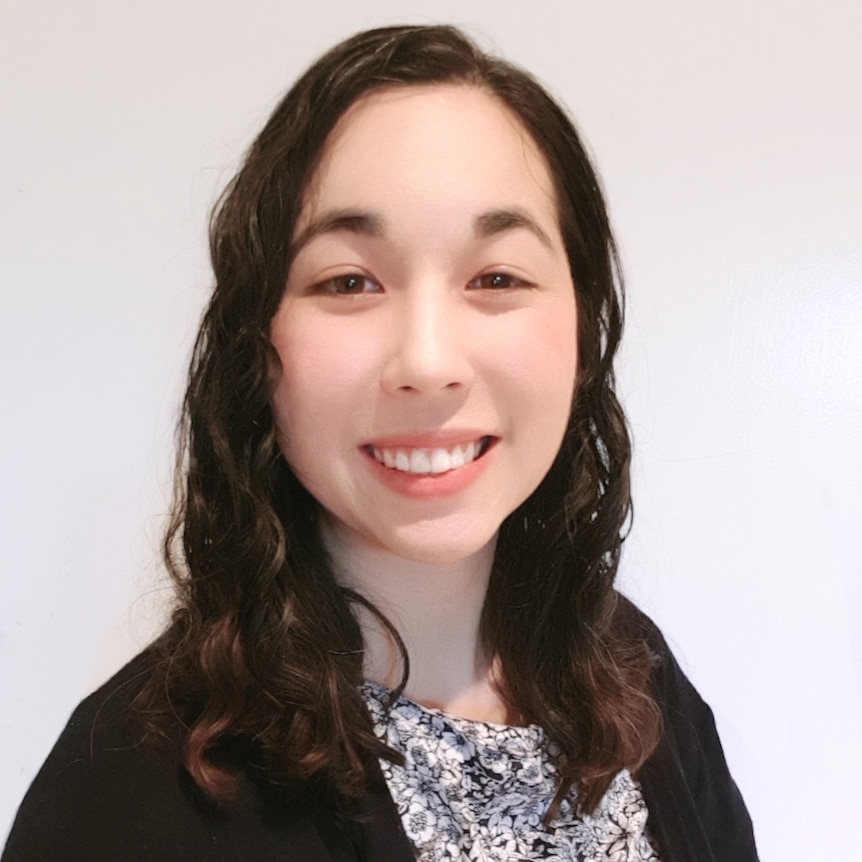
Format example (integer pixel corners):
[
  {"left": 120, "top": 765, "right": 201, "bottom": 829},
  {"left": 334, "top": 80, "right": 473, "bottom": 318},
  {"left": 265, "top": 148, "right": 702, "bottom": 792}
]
[
  {"left": 467, "top": 272, "right": 533, "bottom": 291},
  {"left": 314, "top": 273, "right": 382, "bottom": 295}
]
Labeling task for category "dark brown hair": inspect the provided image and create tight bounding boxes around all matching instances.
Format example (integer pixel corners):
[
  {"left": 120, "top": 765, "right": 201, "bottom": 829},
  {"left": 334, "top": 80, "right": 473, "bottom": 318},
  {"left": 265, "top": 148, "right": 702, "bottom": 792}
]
[{"left": 138, "top": 24, "right": 661, "bottom": 818}]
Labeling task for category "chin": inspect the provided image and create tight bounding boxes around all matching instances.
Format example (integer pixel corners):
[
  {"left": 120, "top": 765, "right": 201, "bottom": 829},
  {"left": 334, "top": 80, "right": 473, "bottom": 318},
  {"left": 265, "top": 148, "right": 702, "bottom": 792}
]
[{"left": 382, "top": 523, "right": 500, "bottom": 567}]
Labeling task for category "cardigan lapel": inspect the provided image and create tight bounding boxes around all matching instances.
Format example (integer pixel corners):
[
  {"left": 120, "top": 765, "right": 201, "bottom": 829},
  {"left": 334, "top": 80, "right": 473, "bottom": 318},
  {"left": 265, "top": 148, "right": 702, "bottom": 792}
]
[{"left": 355, "top": 767, "right": 416, "bottom": 862}]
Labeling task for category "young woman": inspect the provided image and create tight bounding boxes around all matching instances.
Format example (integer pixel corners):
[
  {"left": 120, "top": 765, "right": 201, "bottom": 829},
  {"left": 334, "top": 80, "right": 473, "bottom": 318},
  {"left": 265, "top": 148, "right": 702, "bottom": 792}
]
[{"left": 3, "top": 25, "right": 758, "bottom": 862}]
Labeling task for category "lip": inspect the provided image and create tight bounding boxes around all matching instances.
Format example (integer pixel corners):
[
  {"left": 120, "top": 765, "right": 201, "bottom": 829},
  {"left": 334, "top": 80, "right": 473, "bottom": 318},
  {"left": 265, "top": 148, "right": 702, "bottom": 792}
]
[
  {"left": 360, "top": 433, "right": 498, "bottom": 499},
  {"left": 363, "top": 429, "right": 496, "bottom": 449}
]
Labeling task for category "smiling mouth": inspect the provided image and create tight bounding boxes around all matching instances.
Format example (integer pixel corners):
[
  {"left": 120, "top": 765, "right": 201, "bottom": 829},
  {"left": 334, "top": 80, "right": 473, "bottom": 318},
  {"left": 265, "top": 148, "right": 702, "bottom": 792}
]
[{"left": 365, "top": 436, "right": 495, "bottom": 475}]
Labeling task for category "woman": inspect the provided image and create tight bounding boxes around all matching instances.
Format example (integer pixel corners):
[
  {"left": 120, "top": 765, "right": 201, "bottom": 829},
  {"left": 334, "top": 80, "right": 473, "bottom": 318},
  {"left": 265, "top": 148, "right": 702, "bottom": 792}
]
[{"left": 3, "top": 25, "right": 758, "bottom": 862}]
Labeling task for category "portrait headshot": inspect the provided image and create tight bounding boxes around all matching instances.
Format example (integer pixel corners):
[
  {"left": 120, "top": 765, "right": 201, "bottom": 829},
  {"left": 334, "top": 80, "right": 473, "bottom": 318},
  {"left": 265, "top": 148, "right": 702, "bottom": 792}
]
[{"left": 2, "top": 2, "right": 859, "bottom": 860}]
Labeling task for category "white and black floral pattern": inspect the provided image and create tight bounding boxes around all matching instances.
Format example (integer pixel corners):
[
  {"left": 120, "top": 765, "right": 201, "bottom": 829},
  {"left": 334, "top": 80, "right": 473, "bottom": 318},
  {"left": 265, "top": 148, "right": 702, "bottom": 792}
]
[{"left": 362, "top": 682, "right": 661, "bottom": 861}]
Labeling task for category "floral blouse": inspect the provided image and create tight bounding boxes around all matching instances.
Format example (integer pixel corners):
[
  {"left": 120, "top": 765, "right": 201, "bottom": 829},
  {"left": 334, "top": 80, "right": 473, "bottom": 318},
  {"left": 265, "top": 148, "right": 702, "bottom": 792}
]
[{"left": 362, "top": 682, "right": 661, "bottom": 861}]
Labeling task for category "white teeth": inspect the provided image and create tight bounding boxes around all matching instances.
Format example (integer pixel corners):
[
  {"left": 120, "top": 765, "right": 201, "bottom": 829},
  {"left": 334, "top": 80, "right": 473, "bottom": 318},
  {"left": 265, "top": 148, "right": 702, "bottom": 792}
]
[
  {"left": 429, "top": 448, "right": 450, "bottom": 474},
  {"left": 372, "top": 440, "right": 486, "bottom": 475},
  {"left": 411, "top": 450, "right": 432, "bottom": 473}
]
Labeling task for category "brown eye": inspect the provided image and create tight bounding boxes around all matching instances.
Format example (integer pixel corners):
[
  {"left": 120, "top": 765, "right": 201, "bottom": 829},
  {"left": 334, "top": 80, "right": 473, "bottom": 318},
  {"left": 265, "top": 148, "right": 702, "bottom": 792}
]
[
  {"left": 468, "top": 272, "right": 531, "bottom": 290},
  {"left": 316, "top": 274, "right": 382, "bottom": 295}
]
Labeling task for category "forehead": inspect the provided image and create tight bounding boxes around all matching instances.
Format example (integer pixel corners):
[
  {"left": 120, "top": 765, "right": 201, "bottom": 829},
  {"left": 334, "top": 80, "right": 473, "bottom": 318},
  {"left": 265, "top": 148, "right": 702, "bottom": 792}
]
[{"left": 298, "top": 84, "right": 559, "bottom": 233}]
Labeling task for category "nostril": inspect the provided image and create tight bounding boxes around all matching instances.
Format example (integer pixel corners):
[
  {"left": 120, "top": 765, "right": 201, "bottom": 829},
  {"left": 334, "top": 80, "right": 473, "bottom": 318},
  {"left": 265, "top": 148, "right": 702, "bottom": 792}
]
[{"left": 395, "top": 379, "right": 464, "bottom": 394}]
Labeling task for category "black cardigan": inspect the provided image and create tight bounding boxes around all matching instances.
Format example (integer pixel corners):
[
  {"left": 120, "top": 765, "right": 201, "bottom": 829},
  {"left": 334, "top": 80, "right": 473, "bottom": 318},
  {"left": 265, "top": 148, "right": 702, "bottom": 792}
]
[{"left": 3, "top": 606, "right": 758, "bottom": 861}]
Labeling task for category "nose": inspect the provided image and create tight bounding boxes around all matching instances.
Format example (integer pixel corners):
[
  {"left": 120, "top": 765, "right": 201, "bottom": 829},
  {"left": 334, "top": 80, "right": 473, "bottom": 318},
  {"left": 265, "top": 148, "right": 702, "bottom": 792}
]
[{"left": 381, "top": 286, "right": 475, "bottom": 396}]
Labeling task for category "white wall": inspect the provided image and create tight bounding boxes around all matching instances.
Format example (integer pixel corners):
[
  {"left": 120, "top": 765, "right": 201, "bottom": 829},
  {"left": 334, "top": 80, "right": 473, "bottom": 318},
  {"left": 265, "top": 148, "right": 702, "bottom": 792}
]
[{"left": 2, "top": 1, "right": 859, "bottom": 857}]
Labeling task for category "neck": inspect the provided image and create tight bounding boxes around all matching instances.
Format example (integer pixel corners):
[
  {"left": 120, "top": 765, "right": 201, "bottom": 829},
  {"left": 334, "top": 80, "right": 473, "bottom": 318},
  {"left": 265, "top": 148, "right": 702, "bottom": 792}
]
[{"left": 324, "top": 522, "right": 511, "bottom": 722}]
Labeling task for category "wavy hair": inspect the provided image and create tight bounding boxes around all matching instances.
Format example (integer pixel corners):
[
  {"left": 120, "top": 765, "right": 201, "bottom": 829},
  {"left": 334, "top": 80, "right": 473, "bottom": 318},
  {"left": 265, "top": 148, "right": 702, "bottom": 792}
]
[{"left": 137, "top": 24, "right": 661, "bottom": 818}]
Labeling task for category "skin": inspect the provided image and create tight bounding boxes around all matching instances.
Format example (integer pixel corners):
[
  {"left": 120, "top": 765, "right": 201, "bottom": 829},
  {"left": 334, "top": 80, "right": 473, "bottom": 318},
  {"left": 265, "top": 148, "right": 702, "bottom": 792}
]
[{"left": 270, "top": 85, "right": 578, "bottom": 720}]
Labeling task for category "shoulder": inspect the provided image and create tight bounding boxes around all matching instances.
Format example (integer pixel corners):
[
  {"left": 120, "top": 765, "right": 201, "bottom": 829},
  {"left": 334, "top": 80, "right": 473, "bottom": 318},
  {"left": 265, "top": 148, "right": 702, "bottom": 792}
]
[
  {"left": 613, "top": 593, "right": 760, "bottom": 861},
  {"left": 4, "top": 649, "right": 210, "bottom": 860},
  {"left": 612, "top": 593, "right": 728, "bottom": 751},
  {"left": 2, "top": 649, "right": 357, "bottom": 862},
  {"left": 612, "top": 591, "right": 720, "bottom": 725},
  {"left": 611, "top": 591, "right": 670, "bottom": 653}
]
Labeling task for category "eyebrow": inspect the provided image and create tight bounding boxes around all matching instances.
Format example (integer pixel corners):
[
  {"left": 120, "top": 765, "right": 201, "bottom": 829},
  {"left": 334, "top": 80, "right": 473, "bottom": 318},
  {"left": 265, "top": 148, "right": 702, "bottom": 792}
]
[
  {"left": 291, "top": 209, "right": 384, "bottom": 256},
  {"left": 474, "top": 207, "right": 554, "bottom": 250},
  {"left": 290, "top": 205, "right": 554, "bottom": 255}
]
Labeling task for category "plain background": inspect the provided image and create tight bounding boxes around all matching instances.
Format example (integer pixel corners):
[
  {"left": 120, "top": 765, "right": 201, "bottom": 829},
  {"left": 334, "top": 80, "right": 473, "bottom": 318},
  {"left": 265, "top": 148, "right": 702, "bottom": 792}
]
[{"left": 2, "top": 1, "right": 860, "bottom": 857}]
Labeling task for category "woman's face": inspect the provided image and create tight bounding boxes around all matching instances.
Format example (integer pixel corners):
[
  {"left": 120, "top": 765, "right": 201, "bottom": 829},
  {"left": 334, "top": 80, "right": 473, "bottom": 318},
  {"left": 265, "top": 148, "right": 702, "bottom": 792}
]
[{"left": 270, "top": 85, "right": 577, "bottom": 565}]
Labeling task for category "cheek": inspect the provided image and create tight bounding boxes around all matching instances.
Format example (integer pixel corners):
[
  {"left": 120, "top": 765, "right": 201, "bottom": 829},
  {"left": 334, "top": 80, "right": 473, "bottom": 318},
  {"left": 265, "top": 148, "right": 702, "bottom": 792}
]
[
  {"left": 270, "top": 355, "right": 346, "bottom": 495},
  {"left": 531, "top": 314, "right": 578, "bottom": 475},
  {"left": 270, "top": 311, "right": 377, "bottom": 449},
  {"left": 500, "top": 305, "right": 578, "bottom": 408}
]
